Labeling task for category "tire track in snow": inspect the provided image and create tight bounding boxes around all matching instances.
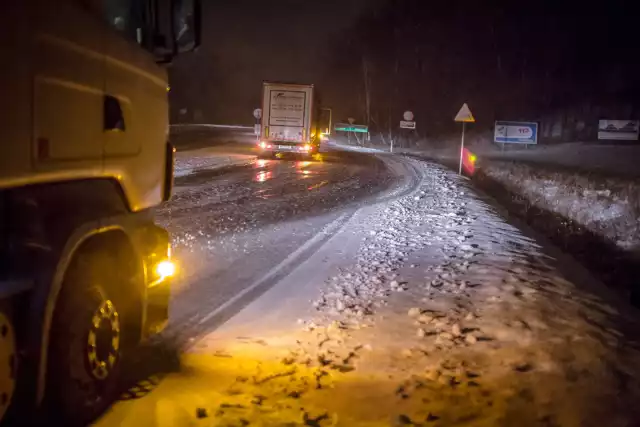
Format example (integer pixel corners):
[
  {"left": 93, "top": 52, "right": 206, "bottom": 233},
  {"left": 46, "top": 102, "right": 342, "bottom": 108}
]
[{"left": 162, "top": 154, "right": 424, "bottom": 348}]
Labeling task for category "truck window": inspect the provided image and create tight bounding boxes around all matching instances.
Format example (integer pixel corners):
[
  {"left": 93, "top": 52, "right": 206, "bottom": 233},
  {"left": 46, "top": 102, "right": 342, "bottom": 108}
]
[
  {"left": 102, "top": 0, "right": 146, "bottom": 45},
  {"left": 173, "top": 0, "right": 197, "bottom": 51}
]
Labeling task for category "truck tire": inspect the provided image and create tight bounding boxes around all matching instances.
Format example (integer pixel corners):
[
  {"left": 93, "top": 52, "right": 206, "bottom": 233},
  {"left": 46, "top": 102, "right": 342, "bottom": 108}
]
[
  {"left": 0, "top": 304, "right": 16, "bottom": 423},
  {"left": 47, "top": 249, "right": 128, "bottom": 425}
]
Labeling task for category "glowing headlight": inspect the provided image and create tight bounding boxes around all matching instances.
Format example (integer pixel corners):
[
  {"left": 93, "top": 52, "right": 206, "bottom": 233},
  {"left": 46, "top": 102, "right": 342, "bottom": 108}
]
[{"left": 155, "top": 260, "right": 176, "bottom": 279}]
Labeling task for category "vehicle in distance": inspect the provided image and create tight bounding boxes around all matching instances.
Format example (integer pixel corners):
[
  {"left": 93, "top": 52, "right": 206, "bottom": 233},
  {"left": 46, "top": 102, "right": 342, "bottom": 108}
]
[
  {"left": 0, "top": 0, "right": 200, "bottom": 424},
  {"left": 258, "top": 82, "right": 321, "bottom": 159}
]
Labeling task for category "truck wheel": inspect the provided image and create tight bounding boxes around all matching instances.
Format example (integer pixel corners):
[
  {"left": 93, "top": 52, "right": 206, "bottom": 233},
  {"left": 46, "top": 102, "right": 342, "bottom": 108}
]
[
  {"left": 0, "top": 308, "right": 16, "bottom": 422},
  {"left": 47, "top": 250, "right": 127, "bottom": 425}
]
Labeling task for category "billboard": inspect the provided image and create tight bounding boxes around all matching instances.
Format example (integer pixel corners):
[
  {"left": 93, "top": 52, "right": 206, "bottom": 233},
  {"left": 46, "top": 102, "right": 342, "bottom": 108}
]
[
  {"left": 598, "top": 120, "right": 639, "bottom": 141},
  {"left": 494, "top": 121, "right": 538, "bottom": 144}
]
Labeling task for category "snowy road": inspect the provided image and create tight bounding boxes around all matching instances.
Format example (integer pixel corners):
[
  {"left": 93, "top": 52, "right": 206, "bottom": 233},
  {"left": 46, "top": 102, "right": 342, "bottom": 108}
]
[
  {"left": 157, "top": 149, "right": 402, "bottom": 345},
  {"left": 96, "top": 149, "right": 640, "bottom": 427}
]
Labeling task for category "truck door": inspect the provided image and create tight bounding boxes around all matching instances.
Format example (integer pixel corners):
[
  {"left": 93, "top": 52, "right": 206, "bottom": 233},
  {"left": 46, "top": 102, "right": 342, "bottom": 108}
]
[
  {"left": 102, "top": 0, "right": 149, "bottom": 158},
  {"left": 33, "top": 1, "right": 106, "bottom": 167},
  {"left": 101, "top": 0, "right": 169, "bottom": 210}
]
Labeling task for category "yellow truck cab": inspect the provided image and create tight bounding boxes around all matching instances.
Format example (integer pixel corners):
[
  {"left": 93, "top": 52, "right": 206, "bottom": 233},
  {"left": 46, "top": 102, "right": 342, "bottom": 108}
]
[{"left": 0, "top": 0, "right": 200, "bottom": 424}]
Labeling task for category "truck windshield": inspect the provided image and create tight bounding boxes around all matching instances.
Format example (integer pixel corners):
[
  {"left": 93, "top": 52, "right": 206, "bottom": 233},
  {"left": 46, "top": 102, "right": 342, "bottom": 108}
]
[{"left": 102, "top": 0, "right": 146, "bottom": 46}]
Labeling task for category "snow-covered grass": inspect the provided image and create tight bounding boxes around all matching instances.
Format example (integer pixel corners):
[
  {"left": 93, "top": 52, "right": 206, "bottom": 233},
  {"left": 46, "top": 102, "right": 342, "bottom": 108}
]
[
  {"left": 479, "top": 142, "right": 640, "bottom": 179},
  {"left": 480, "top": 160, "right": 640, "bottom": 256}
]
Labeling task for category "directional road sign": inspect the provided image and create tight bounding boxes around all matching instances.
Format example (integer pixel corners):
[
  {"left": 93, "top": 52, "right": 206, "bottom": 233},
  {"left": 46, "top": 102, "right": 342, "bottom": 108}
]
[{"left": 334, "top": 123, "right": 368, "bottom": 133}]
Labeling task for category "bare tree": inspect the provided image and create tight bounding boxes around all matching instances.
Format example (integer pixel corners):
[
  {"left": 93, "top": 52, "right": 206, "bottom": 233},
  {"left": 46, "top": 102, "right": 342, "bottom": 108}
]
[{"left": 362, "top": 55, "right": 372, "bottom": 130}]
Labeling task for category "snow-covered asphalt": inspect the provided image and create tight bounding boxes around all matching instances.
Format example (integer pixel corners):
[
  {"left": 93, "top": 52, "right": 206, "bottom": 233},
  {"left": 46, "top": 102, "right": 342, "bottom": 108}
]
[
  {"left": 96, "top": 147, "right": 640, "bottom": 426},
  {"left": 157, "top": 148, "right": 400, "bottom": 345}
]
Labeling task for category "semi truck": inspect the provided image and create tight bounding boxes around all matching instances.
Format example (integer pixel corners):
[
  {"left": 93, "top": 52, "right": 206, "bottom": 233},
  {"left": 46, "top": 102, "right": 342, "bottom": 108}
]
[
  {"left": 0, "top": 0, "right": 200, "bottom": 424},
  {"left": 258, "top": 82, "right": 320, "bottom": 158}
]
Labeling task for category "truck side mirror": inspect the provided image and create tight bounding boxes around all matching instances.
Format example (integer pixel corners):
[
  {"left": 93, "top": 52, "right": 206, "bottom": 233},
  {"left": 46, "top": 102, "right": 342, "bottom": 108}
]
[
  {"left": 151, "top": 0, "right": 201, "bottom": 63},
  {"left": 172, "top": 0, "right": 201, "bottom": 53}
]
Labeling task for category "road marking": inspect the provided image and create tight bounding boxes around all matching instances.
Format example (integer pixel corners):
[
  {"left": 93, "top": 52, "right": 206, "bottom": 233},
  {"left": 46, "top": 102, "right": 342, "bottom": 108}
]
[{"left": 196, "top": 212, "right": 351, "bottom": 326}]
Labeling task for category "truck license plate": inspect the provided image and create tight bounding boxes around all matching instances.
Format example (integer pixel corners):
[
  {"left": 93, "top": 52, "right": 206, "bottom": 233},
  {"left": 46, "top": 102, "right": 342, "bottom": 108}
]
[{"left": 278, "top": 145, "right": 293, "bottom": 150}]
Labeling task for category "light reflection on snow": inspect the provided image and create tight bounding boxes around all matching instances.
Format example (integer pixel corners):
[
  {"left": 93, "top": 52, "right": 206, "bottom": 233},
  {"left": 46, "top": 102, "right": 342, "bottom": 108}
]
[
  {"left": 307, "top": 180, "right": 328, "bottom": 191},
  {"left": 296, "top": 161, "right": 314, "bottom": 178},
  {"left": 254, "top": 171, "right": 273, "bottom": 182}
]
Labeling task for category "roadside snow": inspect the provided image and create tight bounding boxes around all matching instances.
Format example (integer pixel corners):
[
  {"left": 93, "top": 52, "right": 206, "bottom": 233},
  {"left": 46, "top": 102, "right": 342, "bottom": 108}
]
[
  {"left": 480, "top": 142, "right": 640, "bottom": 179},
  {"left": 481, "top": 160, "right": 640, "bottom": 254},
  {"left": 99, "top": 158, "right": 640, "bottom": 427},
  {"left": 329, "top": 142, "right": 387, "bottom": 154}
]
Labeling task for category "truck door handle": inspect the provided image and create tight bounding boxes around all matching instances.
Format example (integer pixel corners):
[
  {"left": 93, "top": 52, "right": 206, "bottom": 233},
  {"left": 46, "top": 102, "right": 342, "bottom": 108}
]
[{"left": 104, "top": 95, "right": 125, "bottom": 131}]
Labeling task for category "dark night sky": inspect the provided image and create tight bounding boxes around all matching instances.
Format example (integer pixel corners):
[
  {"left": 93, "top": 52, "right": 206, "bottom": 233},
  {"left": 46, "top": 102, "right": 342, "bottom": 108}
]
[
  {"left": 170, "top": 0, "right": 640, "bottom": 135},
  {"left": 169, "top": 0, "right": 377, "bottom": 124}
]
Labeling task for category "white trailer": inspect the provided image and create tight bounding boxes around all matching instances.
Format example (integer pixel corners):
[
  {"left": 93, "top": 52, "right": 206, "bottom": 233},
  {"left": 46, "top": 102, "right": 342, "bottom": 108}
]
[{"left": 258, "top": 82, "right": 318, "bottom": 158}]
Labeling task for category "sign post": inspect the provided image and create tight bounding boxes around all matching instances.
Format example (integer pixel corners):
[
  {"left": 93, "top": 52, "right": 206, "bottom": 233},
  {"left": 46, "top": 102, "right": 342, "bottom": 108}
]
[
  {"left": 398, "top": 111, "right": 416, "bottom": 150},
  {"left": 454, "top": 103, "right": 475, "bottom": 175},
  {"left": 334, "top": 123, "right": 368, "bottom": 146},
  {"left": 253, "top": 108, "right": 262, "bottom": 140},
  {"left": 401, "top": 110, "right": 415, "bottom": 129}
]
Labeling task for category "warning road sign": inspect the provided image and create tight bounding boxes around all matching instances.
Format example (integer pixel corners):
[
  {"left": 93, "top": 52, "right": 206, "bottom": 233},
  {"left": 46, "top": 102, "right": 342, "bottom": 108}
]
[{"left": 454, "top": 103, "right": 475, "bottom": 123}]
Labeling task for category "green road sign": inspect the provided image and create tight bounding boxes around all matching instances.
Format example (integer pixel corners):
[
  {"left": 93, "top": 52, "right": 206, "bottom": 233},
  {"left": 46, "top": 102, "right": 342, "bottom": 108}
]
[{"left": 334, "top": 123, "right": 368, "bottom": 133}]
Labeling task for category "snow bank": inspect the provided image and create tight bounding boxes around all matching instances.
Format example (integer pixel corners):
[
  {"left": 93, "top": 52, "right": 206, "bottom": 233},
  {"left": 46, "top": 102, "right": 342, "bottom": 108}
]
[
  {"left": 480, "top": 143, "right": 640, "bottom": 179},
  {"left": 481, "top": 160, "right": 640, "bottom": 255}
]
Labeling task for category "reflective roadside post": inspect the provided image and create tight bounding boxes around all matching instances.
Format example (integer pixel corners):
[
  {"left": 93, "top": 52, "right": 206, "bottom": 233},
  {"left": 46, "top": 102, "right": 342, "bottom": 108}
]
[{"left": 454, "top": 103, "right": 475, "bottom": 175}]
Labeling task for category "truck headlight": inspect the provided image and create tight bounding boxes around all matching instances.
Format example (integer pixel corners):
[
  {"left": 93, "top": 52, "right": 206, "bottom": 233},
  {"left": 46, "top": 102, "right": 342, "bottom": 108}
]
[{"left": 155, "top": 260, "right": 176, "bottom": 279}]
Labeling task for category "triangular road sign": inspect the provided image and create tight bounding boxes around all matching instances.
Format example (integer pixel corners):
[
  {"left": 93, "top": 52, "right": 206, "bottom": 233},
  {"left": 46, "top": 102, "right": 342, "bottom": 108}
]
[{"left": 454, "top": 103, "right": 475, "bottom": 123}]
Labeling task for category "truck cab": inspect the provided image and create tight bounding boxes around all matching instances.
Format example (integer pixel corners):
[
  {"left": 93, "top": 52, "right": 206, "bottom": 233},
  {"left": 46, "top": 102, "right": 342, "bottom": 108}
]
[{"left": 0, "top": 0, "right": 200, "bottom": 424}]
